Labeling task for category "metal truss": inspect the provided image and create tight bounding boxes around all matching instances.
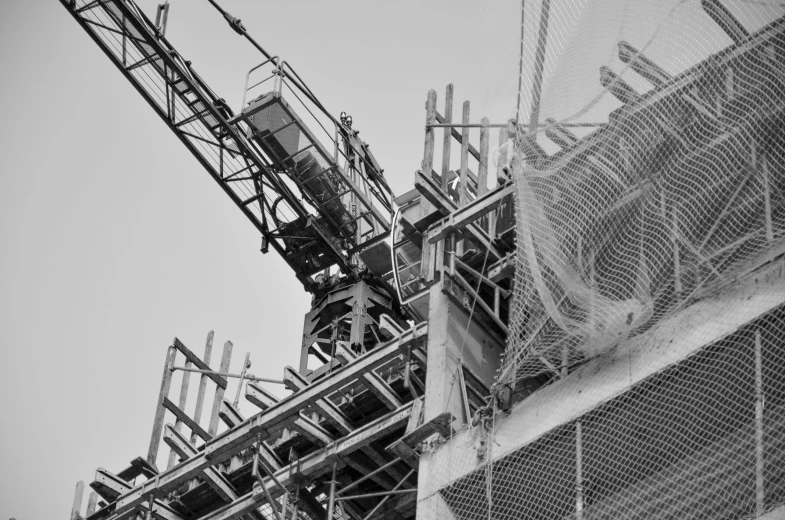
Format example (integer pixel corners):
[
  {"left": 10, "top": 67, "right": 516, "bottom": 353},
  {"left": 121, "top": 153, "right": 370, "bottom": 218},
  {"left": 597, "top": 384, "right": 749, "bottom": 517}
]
[{"left": 60, "top": 0, "right": 392, "bottom": 292}]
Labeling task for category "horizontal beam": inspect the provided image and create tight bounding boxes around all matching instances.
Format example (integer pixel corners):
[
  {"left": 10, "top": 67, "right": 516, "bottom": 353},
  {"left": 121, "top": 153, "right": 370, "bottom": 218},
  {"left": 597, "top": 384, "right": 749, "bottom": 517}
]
[
  {"left": 162, "top": 397, "right": 211, "bottom": 442},
  {"left": 173, "top": 338, "right": 227, "bottom": 389}
]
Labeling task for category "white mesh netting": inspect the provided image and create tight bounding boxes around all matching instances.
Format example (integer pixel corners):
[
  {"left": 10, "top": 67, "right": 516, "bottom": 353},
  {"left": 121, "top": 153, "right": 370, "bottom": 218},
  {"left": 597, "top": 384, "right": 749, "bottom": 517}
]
[
  {"left": 501, "top": 0, "right": 785, "bottom": 387},
  {"left": 422, "top": 1, "right": 785, "bottom": 518}
]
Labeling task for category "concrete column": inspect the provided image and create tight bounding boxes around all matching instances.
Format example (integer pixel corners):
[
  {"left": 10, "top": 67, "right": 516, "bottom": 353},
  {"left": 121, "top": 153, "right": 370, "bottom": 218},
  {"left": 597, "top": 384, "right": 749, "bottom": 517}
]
[{"left": 422, "top": 282, "right": 503, "bottom": 426}]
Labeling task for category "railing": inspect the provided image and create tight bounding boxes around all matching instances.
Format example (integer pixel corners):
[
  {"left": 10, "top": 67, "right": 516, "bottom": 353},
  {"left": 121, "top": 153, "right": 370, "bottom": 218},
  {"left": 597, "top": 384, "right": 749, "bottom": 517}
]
[{"left": 237, "top": 57, "right": 394, "bottom": 231}]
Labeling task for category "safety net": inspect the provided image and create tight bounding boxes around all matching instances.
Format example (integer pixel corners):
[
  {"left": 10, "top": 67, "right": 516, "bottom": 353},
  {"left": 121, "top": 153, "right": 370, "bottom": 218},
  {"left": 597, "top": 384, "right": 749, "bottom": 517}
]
[
  {"left": 422, "top": 1, "right": 785, "bottom": 519},
  {"left": 501, "top": 0, "right": 785, "bottom": 387}
]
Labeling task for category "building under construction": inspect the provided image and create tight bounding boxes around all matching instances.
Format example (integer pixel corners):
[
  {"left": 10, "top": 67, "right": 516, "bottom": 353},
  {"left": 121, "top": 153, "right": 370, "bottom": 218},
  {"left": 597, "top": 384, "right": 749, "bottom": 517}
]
[{"left": 63, "top": 0, "right": 785, "bottom": 519}]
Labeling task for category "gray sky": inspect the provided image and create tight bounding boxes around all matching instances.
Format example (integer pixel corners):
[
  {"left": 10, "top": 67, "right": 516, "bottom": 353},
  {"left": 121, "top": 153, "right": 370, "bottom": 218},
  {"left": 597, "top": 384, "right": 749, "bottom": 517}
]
[{"left": 0, "top": 1, "right": 519, "bottom": 517}]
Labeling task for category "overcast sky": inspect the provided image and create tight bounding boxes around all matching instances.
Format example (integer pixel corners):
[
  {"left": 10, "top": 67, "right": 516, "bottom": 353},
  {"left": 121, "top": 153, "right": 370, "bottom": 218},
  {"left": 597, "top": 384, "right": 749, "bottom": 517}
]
[{"left": 0, "top": 1, "right": 519, "bottom": 518}]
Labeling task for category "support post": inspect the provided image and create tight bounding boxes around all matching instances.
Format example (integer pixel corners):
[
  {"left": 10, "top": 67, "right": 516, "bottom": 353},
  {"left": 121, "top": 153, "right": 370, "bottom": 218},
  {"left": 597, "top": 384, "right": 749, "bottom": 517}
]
[
  {"left": 147, "top": 345, "right": 176, "bottom": 467},
  {"left": 529, "top": 0, "right": 552, "bottom": 133},
  {"left": 441, "top": 84, "right": 454, "bottom": 192},
  {"left": 478, "top": 118, "right": 490, "bottom": 198},
  {"left": 168, "top": 344, "right": 193, "bottom": 469},
  {"left": 71, "top": 481, "right": 84, "bottom": 520},
  {"left": 424, "top": 91, "right": 437, "bottom": 181},
  {"left": 208, "top": 341, "right": 233, "bottom": 437},
  {"left": 86, "top": 492, "right": 98, "bottom": 517},
  {"left": 459, "top": 102, "right": 471, "bottom": 206},
  {"left": 155, "top": 2, "right": 170, "bottom": 37},
  {"left": 190, "top": 331, "right": 214, "bottom": 445},
  {"left": 422, "top": 281, "right": 501, "bottom": 428},
  {"left": 755, "top": 329, "right": 765, "bottom": 516}
]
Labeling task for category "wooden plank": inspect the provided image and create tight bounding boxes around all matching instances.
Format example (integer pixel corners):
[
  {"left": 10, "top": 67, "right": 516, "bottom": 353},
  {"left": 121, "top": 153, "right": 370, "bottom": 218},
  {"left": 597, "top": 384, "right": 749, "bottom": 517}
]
[
  {"left": 173, "top": 337, "right": 226, "bottom": 390},
  {"left": 71, "top": 480, "right": 84, "bottom": 520},
  {"left": 114, "top": 325, "right": 426, "bottom": 514},
  {"left": 441, "top": 84, "right": 453, "bottom": 192},
  {"left": 459, "top": 101, "right": 470, "bottom": 206},
  {"left": 86, "top": 492, "right": 98, "bottom": 517},
  {"left": 208, "top": 341, "right": 233, "bottom": 437},
  {"left": 147, "top": 345, "right": 177, "bottom": 468},
  {"left": 494, "top": 127, "right": 507, "bottom": 224},
  {"left": 423, "top": 90, "right": 437, "bottom": 182},
  {"left": 168, "top": 344, "right": 194, "bottom": 469},
  {"left": 405, "top": 398, "right": 423, "bottom": 435},
  {"left": 191, "top": 331, "right": 214, "bottom": 445},
  {"left": 478, "top": 117, "right": 490, "bottom": 198},
  {"left": 163, "top": 397, "right": 211, "bottom": 442}
]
